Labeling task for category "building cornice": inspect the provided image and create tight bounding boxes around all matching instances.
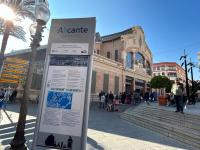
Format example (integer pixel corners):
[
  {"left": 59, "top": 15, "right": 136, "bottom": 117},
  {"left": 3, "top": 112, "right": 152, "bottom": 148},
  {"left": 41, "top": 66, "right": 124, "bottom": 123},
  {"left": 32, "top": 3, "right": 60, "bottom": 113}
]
[
  {"left": 93, "top": 54, "right": 124, "bottom": 69},
  {"left": 5, "top": 45, "right": 47, "bottom": 57}
]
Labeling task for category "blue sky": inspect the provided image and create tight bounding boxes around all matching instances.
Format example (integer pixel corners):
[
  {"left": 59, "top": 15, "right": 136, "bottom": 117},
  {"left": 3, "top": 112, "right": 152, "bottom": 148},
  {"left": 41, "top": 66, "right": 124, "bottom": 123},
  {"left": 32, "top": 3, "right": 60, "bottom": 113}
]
[
  {"left": 47, "top": 0, "right": 200, "bottom": 79},
  {"left": 1, "top": 0, "right": 200, "bottom": 79}
]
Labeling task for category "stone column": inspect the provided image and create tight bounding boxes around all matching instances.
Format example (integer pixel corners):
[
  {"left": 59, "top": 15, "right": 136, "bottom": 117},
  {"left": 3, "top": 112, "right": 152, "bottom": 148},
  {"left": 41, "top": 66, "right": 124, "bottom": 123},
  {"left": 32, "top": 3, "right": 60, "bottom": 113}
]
[
  {"left": 133, "top": 78, "right": 135, "bottom": 91},
  {"left": 133, "top": 52, "right": 135, "bottom": 69}
]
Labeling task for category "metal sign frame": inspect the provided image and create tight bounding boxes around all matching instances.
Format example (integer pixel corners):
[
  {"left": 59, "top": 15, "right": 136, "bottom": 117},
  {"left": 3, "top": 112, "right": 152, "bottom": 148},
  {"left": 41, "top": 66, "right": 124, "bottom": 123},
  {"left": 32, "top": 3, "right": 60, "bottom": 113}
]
[{"left": 32, "top": 17, "right": 96, "bottom": 150}]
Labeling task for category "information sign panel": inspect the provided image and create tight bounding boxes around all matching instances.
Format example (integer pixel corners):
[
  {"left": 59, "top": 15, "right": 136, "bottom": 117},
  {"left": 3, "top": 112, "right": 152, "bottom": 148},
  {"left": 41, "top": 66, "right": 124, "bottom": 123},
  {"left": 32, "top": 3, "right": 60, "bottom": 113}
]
[{"left": 33, "top": 18, "right": 95, "bottom": 150}]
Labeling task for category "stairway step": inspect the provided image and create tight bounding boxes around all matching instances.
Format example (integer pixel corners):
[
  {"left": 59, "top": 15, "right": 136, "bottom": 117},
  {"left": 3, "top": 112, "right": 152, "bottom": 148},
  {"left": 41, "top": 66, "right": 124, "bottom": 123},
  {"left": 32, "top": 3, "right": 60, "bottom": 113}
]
[
  {"left": 120, "top": 113, "right": 200, "bottom": 149},
  {"left": 121, "top": 113, "right": 200, "bottom": 137},
  {"left": 131, "top": 106, "right": 200, "bottom": 122},
  {"left": 125, "top": 111, "right": 200, "bottom": 131},
  {"left": 134, "top": 105, "right": 200, "bottom": 120}
]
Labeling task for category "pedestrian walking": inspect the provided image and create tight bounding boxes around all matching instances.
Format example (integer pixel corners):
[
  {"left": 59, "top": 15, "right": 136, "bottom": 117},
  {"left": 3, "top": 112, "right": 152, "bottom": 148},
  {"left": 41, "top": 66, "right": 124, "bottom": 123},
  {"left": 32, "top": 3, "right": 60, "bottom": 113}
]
[
  {"left": 9, "top": 88, "right": 17, "bottom": 103},
  {"left": 107, "top": 91, "right": 114, "bottom": 111},
  {"left": 121, "top": 92, "right": 126, "bottom": 104},
  {"left": 175, "top": 85, "right": 184, "bottom": 114},
  {"left": 114, "top": 95, "right": 120, "bottom": 111},
  {"left": 4, "top": 88, "right": 11, "bottom": 109},
  {"left": 0, "top": 89, "right": 5, "bottom": 110},
  {"left": 100, "top": 93, "right": 106, "bottom": 109},
  {"left": 108, "top": 91, "right": 114, "bottom": 103},
  {"left": 144, "top": 91, "right": 150, "bottom": 105},
  {"left": 99, "top": 91, "right": 103, "bottom": 108}
]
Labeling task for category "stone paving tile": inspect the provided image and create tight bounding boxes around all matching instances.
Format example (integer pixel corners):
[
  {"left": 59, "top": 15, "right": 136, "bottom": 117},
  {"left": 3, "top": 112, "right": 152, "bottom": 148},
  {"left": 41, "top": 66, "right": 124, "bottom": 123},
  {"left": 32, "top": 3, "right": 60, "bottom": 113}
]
[{"left": 1, "top": 102, "right": 198, "bottom": 150}]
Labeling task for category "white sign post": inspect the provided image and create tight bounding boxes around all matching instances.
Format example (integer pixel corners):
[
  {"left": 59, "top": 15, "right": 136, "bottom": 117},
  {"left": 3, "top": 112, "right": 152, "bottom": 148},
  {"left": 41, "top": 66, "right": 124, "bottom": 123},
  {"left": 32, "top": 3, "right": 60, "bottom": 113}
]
[{"left": 32, "top": 18, "right": 96, "bottom": 150}]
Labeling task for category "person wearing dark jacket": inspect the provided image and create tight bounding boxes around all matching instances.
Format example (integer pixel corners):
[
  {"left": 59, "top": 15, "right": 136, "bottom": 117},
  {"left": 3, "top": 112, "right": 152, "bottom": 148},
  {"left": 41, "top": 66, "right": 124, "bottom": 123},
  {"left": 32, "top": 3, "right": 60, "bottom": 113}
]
[
  {"left": 108, "top": 91, "right": 114, "bottom": 103},
  {"left": 9, "top": 88, "right": 17, "bottom": 103},
  {"left": 144, "top": 91, "right": 150, "bottom": 105},
  {"left": 121, "top": 92, "right": 126, "bottom": 104}
]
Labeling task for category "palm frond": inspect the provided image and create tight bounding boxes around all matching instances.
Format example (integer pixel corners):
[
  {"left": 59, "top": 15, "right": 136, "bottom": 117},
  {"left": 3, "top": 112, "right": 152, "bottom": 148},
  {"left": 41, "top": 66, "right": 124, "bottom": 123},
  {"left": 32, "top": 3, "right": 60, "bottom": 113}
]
[
  {"left": 0, "top": 0, "right": 35, "bottom": 21},
  {"left": 16, "top": 9, "right": 35, "bottom": 20},
  {"left": 23, "top": 0, "right": 35, "bottom": 7},
  {"left": 10, "top": 25, "right": 26, "bottom": 42}
]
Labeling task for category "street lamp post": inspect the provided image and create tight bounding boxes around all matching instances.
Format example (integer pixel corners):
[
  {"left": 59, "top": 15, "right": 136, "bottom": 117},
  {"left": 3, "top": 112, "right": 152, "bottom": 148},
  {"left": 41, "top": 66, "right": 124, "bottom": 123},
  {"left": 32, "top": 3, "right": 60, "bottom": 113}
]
[
  {"left": 10, "top": 3, "right": 50, "bottom": 150},
  {"left": 188, "top": 58, "right": 195, "bottom": 104},
  {"left": 180, "top": 50, "right": 190, "bottom": 101}
]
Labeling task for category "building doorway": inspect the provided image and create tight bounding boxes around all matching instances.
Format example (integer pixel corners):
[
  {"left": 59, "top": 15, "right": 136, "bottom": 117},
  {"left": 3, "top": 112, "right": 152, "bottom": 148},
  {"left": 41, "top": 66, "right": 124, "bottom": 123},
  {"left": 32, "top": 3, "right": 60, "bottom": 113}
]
[{"left": 125, "top": 76, "right": 134, "bottom": 92}]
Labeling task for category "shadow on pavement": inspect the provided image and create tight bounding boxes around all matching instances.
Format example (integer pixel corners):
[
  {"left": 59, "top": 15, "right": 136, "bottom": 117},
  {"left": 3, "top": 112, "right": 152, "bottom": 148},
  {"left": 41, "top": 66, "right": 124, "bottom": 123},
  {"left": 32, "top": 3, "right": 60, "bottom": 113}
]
[
  {"left": 87, "top": 137, "right": 105, "bottom": 150},
  {"left": 0, "top": 119, "right": 36, "bottom": 148},
  {"left": 88, "top": 101, "right": 190, "bottom": 150},
  {"left": 3, "top": 102, "right": 38, "bottom": 117}
]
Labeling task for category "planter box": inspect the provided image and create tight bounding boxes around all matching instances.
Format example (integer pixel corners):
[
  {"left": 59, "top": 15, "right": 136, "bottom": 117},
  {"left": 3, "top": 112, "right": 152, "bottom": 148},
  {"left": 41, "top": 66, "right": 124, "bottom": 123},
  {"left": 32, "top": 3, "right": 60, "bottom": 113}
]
[{"left": 158, "top": 95, "right": 167, "bottom": 106}]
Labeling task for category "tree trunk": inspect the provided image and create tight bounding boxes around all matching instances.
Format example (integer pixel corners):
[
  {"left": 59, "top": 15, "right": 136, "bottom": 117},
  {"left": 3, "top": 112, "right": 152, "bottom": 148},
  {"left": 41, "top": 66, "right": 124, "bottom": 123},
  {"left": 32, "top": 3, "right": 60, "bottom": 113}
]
[
  {"left": 0, "top": 21, "right": 11, "bottom": 72},
  {"left": 10, "top": 22, "right": 43, "bottom": 150}
]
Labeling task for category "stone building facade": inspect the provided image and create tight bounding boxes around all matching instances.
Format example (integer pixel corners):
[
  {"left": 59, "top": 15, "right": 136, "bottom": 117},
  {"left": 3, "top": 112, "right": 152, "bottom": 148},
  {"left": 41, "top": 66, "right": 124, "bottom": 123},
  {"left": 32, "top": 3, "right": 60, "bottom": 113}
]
[
  {"left": 152, "top": 62, "right": 186, "bottom": 84},
  {"left": 92, "top": 26, "right": 152, "bottom": 94},
  {"left": 5, "top": 26, "right": 153, "bottom": 98}
]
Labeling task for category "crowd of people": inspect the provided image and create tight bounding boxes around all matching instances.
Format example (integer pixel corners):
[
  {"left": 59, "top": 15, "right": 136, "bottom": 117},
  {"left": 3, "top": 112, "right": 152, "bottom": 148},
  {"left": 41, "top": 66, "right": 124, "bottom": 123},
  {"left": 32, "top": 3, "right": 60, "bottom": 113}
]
[
  {"left": 98, "top": 84, "right": 199, "bottom": 114},
  {"left": 98, "top": 90, "right": 158, "bottom": 112},
  {"left": 0, "top": 87, "right": 18, "bottom": 109}
]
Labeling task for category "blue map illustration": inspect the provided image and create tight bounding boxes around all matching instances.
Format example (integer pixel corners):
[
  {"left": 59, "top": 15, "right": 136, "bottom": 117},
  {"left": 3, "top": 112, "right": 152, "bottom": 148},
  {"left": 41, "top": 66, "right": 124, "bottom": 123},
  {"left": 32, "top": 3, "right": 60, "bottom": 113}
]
[{"left": 47, "top": 91, "right": 73, "bottom": 109}]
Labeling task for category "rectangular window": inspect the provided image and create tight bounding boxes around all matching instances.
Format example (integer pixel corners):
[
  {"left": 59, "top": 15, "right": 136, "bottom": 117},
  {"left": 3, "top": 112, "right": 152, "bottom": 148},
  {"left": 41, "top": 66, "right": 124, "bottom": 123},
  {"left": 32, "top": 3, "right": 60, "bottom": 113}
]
[
  {"left": 115, "top": 50, "right": 118, "bottom": 61},
  {"left": 157, "top": 67, "right": 160, "bottom": 70},
  {"left": 161, "top": 66, "right": 165, "bottom": 71},
  {"left": 168, "top": 66, "right": 176, "bottom": 71},
  {"left": 91, "top": 71, "right": 96, "bottom": 93},
  {"left": 103, "top": 73, "right": 109, "bottom": 92},
  {"left": 114, "top": 76, "right": 119, "bottom": 94},
  {"left": 107, "top": 52, "right": 110, "bottom": 58}
]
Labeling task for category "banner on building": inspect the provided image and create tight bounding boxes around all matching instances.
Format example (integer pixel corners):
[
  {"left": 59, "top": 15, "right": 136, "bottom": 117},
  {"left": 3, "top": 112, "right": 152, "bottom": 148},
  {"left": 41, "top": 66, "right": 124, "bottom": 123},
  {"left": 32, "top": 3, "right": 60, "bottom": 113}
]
[
  {"left": 0, "top": 57, "right": 28, "bottom": 85},
  {"left": 33, "top": 18, "right": 96, "bottom": 150}
]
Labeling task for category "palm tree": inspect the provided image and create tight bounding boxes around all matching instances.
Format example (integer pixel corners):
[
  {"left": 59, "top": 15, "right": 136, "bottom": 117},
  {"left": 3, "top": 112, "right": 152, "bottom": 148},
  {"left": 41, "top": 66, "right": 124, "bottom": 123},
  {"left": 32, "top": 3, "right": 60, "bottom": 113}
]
[
  {"left": 0, "top": 19, "right": 26, "bottom": 49},
  {"left": 0, "top": 0, "right": 35, "bottom": 69}
]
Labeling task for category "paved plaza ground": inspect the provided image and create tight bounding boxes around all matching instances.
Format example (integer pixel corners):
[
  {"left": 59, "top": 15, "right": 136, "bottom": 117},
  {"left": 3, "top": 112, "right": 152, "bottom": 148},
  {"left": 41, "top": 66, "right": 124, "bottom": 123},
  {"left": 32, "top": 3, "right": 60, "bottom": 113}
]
[{"left": 0, "top": 101, "right": 198, "bottom": 150}]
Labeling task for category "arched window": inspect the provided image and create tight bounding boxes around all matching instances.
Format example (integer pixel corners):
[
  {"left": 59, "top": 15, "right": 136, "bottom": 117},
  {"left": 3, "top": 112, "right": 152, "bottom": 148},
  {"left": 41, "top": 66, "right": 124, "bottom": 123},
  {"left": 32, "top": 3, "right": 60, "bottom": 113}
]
[
  {"left": 126, "top": 52, "right": 133, "bottom": 68},
  {"left": 135, "top": 52, "right": 145, "bottom": 68}
]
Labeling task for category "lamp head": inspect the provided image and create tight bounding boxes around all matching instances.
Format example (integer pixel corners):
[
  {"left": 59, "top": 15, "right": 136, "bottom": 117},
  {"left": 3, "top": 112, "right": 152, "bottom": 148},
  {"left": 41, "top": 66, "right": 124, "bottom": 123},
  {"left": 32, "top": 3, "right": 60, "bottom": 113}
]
[
  {"left": 35, "top": 4, "right": 50, "bottom": 25},
  {"left": 181, "top": 62, "right": 184, "bottom": 67}
]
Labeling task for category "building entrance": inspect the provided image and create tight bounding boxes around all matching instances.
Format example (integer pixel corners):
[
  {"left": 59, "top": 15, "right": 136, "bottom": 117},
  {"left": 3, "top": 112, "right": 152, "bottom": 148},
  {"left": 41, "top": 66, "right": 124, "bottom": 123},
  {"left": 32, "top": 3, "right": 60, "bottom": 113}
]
[
  {"left": 135, "top": 79, "right": 145, "bottom": 94},
  {"left": 125, "top": 76, "right": 134, "bottom": 92}
]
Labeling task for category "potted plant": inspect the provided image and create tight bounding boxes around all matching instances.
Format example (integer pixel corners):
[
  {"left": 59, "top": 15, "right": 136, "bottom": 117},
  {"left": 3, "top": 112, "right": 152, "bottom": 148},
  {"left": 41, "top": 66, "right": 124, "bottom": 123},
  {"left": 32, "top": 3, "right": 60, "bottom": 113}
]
[{"left": 150, "top": 76, "right": 172, "bottom": 106}]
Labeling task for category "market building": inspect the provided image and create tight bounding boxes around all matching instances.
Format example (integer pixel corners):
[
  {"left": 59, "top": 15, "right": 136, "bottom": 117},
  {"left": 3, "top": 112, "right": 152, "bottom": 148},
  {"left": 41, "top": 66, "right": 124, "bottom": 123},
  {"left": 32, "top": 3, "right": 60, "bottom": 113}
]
[{"left": 4, "top": 26, "right": 153, "bottom": 100}]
